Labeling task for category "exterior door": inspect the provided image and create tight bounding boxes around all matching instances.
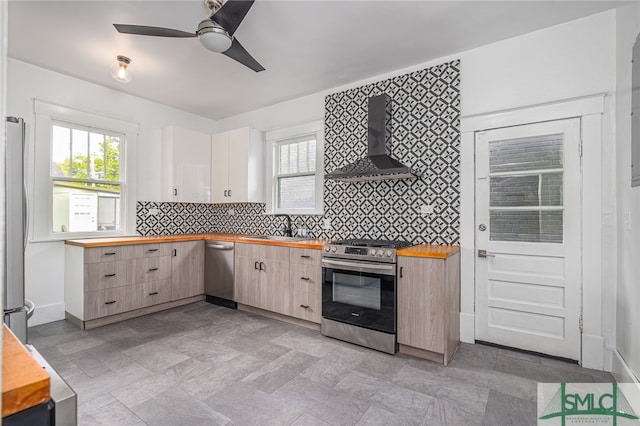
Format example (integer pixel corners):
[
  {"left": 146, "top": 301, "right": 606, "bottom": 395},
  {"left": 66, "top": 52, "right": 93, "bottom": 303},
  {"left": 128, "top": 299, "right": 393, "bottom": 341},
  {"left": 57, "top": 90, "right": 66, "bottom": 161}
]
[{"left": 475, "top": 118, "right": 582, "bottom": 360}]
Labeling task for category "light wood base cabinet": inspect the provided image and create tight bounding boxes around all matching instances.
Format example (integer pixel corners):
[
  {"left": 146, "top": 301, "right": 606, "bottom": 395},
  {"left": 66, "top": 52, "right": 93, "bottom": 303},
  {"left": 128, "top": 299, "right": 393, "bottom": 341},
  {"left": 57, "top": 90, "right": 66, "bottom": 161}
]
[
  {"left": 235, "top": 243, "right": 289, "bottom": 314},
  {"left": 235, "top": 244, "right": 321, "bottom": 324},
  {"left": 65, "top": 240, "right": 204, "bottom": 329},
  {"left": 397, "top": 253, "right": 460, "bottom": 366},
  {"left": 287, "top": 248, "right": 321, "bottom": 323}
]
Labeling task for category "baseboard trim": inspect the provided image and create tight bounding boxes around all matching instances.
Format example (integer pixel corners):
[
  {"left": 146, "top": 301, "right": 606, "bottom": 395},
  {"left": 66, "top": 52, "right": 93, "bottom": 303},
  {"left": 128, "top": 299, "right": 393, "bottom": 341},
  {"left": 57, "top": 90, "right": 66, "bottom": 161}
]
[
  {"left": 611, "top": 348, "right": 640, "bottom": 384},
  {"left": 28, "top": 302, "right": 65, "bottom": 326}
]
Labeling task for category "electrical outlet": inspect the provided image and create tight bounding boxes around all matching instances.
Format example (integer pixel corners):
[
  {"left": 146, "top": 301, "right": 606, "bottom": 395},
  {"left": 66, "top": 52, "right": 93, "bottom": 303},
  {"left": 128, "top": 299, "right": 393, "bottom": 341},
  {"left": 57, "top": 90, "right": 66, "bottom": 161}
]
[
  {"left": 323, "top": 218, "right": 331, "bottom": 230},
  {"left": 420, "top": 205, "right": 434, "bottom": 216},
  {"left": 147, "top": 208, "right": 158, "bottom": 216}
]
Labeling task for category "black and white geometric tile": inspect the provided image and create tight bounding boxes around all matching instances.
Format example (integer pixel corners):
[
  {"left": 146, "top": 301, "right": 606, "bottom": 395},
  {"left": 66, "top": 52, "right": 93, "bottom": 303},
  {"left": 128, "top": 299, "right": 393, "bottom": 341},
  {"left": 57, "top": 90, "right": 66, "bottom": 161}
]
[
  {"left": 323, "top": 60, "right": 461, "bottom": 245},
  {"left": 137, "top": 60, "right": 460, "bottom": 244}
]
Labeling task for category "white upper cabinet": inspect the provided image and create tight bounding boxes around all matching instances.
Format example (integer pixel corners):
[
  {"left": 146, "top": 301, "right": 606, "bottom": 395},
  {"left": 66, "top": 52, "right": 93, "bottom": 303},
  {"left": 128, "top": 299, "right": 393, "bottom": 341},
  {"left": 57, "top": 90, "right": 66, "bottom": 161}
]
[
  {"left": 211, "top": 127, "right": 264, "bottom": 203},
  {"left": 161, "top": 126, "right": 211, "bottom": 203}
]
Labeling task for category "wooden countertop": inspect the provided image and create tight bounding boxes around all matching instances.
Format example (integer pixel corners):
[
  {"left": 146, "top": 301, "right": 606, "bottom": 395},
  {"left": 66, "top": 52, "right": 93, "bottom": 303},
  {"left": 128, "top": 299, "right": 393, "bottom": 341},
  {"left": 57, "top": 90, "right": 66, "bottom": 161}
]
[
  {"left": 2, "top": 325, "right": 50, "bottom": 418},
  {"left": 66, "top": 234, "right": 459, "bottom": 258},
  {"left": 66, "top": 233, "right": 330, "bottom": 250},
  {"left": 397, "top": 244, "right": 460, "bottom": 259}
]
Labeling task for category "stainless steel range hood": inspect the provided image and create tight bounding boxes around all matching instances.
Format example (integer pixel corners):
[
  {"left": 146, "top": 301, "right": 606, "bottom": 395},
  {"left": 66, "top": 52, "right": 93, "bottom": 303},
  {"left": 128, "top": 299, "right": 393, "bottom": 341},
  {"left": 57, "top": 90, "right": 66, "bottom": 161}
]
[{"left": 325, "top": 94, "right": 421, "bottom": 182}]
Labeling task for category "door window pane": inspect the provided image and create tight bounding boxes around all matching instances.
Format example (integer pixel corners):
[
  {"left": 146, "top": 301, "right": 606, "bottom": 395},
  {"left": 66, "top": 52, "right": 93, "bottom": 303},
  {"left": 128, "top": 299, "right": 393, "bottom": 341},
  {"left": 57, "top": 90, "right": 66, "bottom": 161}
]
[
  {"left": 490, "top": 134, "right": 563, "bottom": 173},
  {"left": 490, "top": 173, "right": 563, "bottom": 207},
  {"left": 490, "top": 211, "right": 563, "bottom": 243}
]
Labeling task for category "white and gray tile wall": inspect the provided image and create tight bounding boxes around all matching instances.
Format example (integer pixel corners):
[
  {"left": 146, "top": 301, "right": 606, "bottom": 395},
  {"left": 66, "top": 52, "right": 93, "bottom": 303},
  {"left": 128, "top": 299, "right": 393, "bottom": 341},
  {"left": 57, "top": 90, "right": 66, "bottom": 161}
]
[{"left": 137, "top": 60, "right": 461, "bottom": 244}]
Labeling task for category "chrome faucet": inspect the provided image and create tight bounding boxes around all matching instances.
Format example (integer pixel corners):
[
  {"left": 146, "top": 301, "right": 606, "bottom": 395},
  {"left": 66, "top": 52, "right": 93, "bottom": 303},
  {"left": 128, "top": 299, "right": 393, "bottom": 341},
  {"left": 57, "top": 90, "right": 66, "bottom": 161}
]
[{"left": 274, "top": 214, "right": 293, "bottom": 237}]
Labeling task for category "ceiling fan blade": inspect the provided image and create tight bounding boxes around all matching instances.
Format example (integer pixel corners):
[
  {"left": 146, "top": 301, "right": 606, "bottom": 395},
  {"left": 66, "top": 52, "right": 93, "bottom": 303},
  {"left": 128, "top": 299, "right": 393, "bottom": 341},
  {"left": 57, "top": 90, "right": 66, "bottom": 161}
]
[
  {"left": 222, "top": 38, "right": 265, "bottom": 72},
  {"left": 113, "top": 24, "right": 196, "bottom": 38},
  {"left": 211, "top": 0, "right": 255, "bottom": 35}
]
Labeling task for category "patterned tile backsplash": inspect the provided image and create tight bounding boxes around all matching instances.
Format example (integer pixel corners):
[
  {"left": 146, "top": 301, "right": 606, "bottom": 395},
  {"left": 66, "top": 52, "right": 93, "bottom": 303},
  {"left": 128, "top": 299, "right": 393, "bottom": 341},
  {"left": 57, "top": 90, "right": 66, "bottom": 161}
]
[
  {"left": 136, "top": 201, "right": 325, "bottom": 238},
  {"left": 137, "top": 60, "right": 461, "bottom": 244}
]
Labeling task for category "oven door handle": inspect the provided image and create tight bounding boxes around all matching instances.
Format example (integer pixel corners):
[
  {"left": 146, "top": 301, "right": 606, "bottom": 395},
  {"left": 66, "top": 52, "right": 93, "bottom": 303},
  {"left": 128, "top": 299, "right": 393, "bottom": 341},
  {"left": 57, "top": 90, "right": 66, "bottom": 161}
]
[{"left": 321, "top": 258, "right": 395, "bottom": 276}]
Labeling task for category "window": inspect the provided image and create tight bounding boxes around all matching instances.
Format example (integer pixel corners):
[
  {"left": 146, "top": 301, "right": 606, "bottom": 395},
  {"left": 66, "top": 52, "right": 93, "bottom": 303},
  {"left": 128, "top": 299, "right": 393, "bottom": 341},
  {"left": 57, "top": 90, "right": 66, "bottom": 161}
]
[
  {"left": 33, "top": 100, "right": 138, "bottom": 240},
  {"left": 50, "top": 121, "right": 123, "bottom": 233},
  {"left": 266, "top": 121, "right": 323, "bottom": 214}
]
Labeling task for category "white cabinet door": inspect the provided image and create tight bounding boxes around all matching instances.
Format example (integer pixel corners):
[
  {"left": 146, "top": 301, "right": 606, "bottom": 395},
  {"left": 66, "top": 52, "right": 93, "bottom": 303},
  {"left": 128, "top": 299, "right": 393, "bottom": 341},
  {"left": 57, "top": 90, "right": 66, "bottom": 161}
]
[
  {"left": 211, "top": 131, "right": 230, "bottom": 203},
  {"left": 161, "top": 126, "right": 211, "bottom": 203},
  {"left": 211, "top": 127, "right": 264, "bottom": 203}
]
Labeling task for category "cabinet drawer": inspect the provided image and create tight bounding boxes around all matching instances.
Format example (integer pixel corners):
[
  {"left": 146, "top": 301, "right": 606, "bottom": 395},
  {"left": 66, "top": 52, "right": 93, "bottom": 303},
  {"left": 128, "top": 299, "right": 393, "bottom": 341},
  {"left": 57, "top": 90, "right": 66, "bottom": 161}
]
[
  {"left": 84, "top": 245, "right": 137, "bottom": 263},
  {"left": 132, "top": 256, "right": 171, "bottom": 284},
  {"left": 84, "top": 261, "right": 129, "bottom": 292},
  {"left": 290, "top": 248, "right": 321, "bottom": 265},
  {"left": 236, "top": 243, "right": 289, "bottom": 262},
  {"left": 288, "top": 263, "right": 321, "bottom": 323},
  {"left": 84, "top": 287, "right": 133, "bottom": 320},
  {"left": 141, "top": 244, "right": 172, "bottom": 258},
  {"left": 132, "top": 280, "right": 172, "bottom": 309}
]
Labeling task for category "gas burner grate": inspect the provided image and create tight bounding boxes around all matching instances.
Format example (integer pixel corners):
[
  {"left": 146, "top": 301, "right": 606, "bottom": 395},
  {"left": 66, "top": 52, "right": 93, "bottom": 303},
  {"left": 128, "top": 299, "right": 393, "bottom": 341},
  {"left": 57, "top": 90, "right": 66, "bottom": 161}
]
[{"left": 331, "top": 239, "right": 412, "bottom": 249}]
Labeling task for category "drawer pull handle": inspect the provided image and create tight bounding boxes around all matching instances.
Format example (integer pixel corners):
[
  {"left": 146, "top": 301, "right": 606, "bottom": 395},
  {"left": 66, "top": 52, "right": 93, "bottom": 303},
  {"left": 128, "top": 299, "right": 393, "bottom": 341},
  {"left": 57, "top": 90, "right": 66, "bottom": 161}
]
[
  {"left": 255, "top": 261, "right": 260, "bottom": 270},
  {"left": 300, "top": 276, "right": 310, "bottom": 281},
  {"left": 148, "top": 248, "right": 158, "bottom": 252},
  {"left": 400, "top": 266, "right": 404, "bottom": 278},
  {"left": 148, "top": 267, "right": 159, "bottom": 272},
  {"left": 300, "top": 304, "right": 309, "bottom": 309},
  {"left": 148, "top": 291, "right": 159, "bottom": 296},
  {"left": 259, "top": 262, "right": 265, "bottom": 272},
  {"left": 300, "top": 255, "right": 311, "bottom": 259},
  {"left": 104, "top": 252, "right": 116, "bottom": 256},
  {"left": 105, "top": 301, "right": 116, "bottom": 305},
  {"left": 104, "top": 273, "right": 116, "bottom": 277}
]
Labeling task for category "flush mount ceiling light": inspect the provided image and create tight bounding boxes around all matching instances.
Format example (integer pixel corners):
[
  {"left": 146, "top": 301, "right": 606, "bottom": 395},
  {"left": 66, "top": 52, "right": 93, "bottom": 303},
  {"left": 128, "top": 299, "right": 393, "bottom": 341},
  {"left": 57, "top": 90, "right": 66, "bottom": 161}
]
[{"left": 110, "top": 55, "right": 132, "bottom": 83}]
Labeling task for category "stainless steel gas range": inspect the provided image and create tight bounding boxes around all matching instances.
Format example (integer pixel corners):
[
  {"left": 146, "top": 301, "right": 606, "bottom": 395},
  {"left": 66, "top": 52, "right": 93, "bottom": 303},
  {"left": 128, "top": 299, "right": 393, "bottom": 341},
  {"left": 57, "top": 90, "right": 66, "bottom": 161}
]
[{"left": 320, "top": 239, "right": 412, "bottom": 354}]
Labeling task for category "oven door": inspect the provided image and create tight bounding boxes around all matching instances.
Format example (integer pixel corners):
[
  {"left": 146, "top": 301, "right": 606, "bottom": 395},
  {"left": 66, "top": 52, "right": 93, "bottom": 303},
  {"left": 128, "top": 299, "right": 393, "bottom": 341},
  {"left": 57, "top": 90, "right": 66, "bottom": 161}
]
[{"left": 322, "top": 258, "right": 396, "bottom": 334}]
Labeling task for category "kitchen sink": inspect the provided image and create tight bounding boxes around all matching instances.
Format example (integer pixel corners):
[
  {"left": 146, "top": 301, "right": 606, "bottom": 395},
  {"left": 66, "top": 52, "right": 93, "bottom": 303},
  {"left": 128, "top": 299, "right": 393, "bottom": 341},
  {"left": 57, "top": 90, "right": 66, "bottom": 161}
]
[{"left": 241, "top": 235, "right": 309, "bottom": 242}]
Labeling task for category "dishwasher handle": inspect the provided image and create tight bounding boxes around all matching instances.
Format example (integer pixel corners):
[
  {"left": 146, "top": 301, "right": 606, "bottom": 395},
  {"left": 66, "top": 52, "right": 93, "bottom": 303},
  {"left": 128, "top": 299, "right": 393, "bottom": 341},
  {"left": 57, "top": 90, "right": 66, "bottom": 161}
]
[{"left": 206, "top": 243, "right": 234, "bottom": 250}]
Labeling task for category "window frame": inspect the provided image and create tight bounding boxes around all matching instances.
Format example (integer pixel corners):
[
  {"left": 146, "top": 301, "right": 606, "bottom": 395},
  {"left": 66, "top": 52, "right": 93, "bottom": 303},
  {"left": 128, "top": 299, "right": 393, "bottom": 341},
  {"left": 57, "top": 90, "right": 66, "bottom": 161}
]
[
  {"left": 265, "top": 121, "right": 324, "bottom": 215},
  {"left": 33, "top": 100, "right": 138, "bottom": 241}
]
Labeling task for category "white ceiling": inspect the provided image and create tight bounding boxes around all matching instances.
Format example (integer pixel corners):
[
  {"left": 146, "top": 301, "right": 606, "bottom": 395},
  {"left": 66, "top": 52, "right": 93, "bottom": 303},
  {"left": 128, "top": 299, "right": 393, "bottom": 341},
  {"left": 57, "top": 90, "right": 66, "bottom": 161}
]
[{"left": 8, "top": 1, "right": 625, "bottom": 121}]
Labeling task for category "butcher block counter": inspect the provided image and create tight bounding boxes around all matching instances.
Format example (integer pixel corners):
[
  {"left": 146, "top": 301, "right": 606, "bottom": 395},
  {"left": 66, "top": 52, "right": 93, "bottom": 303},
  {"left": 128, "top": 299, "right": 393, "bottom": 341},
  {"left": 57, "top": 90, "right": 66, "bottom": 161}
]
[
  {"left": 2, "top": 325, "right": 50, "bottom": 418},
  {"left": 65, "top": 233, "right": 330, "bottom": 250},
  {"left": 397, "top": 244, "right": 460, "bottom": 259}
]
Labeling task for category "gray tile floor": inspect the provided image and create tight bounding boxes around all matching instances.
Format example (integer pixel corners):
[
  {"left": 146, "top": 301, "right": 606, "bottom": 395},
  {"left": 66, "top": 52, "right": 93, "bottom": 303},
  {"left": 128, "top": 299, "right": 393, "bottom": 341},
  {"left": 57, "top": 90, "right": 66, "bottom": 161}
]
[{"left": 29, "top": 302, "right": 613, "bottom": 426}]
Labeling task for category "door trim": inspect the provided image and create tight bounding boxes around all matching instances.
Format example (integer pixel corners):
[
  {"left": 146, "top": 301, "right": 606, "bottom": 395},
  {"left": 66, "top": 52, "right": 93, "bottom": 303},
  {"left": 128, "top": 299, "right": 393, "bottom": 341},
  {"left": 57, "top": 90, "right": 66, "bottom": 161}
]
[{"left": 459, "top": 94, "right": 606, "bottom": 369}]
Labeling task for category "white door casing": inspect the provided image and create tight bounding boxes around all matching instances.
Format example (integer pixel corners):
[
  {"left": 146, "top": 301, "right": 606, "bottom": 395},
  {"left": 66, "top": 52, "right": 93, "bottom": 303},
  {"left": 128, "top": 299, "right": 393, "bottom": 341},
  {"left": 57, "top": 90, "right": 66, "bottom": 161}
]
[{"left": 475, "top": 118, "right": 582, "bottom": 361}]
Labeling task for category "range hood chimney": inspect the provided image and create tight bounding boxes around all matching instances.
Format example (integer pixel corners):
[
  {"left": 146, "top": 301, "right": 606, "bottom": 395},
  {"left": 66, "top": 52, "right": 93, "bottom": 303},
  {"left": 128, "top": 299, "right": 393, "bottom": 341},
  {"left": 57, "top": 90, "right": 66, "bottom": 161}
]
[{"left": 325, "top": 93, "right": 421, "bottom": 182}]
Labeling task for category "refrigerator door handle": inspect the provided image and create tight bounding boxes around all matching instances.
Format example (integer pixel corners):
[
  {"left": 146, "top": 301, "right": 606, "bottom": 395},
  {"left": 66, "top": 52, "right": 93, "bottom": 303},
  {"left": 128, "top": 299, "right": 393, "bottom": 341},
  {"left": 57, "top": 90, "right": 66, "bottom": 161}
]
[{"left": 23, "top": 178, "right": 29, "bottom": 249}]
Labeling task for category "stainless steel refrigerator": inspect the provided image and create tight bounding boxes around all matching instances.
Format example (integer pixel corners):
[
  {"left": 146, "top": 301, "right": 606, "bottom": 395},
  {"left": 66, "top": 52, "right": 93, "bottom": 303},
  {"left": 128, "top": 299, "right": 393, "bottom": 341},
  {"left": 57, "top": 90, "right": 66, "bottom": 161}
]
[{"left": 4, "top": 116, "right": 33, "bottom": 344}]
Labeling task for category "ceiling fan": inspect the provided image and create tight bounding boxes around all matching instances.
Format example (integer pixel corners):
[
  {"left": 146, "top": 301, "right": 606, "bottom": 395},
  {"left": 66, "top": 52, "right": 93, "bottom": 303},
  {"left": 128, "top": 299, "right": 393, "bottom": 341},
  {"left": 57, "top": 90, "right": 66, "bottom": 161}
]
[{"left": 113, "top": 0, "right": 264, "bottom": 72}]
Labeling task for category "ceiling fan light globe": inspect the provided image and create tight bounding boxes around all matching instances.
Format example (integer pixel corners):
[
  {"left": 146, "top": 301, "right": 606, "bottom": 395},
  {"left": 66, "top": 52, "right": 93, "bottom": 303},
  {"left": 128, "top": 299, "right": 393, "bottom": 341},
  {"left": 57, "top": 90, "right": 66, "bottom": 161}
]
[
  {"left": 197, "top": 20, "right": 232, "bottom": 53},
  {"left": 109, "top": 57, "right": 132, "bottom": 83}
]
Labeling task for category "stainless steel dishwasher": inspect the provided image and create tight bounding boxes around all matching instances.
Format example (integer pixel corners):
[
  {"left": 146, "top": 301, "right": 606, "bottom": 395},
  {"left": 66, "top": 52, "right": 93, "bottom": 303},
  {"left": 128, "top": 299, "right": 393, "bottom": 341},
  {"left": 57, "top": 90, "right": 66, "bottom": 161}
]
[{"left": 205, "top": 240, "right": 236, "bottom": 309}]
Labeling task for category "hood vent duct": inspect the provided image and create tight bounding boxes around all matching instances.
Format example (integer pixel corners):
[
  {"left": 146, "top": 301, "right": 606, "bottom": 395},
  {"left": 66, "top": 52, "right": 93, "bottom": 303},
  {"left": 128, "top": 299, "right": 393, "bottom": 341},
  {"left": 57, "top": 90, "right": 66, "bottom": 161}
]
[{"left": 325, "top": 94, "right": 421, "bottom": 182}]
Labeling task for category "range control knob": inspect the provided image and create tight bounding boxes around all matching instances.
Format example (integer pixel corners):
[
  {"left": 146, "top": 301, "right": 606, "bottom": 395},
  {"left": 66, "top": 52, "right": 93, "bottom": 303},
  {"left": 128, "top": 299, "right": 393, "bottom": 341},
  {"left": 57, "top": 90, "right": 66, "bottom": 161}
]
[
  {"left": 378, "top": 251, "right": 384, "bottom": 257},
  {"left": 385, "top": 250, "right": 393, "bottom": 257},
  {"left": 324, "top": 246, "right": 330, "bottom": 252},
  {"left": 370, "top": 249, "right": 377, "bottom": 256},
  {"left": 331, "top": 246, "right": 337, "bottom": 253}
]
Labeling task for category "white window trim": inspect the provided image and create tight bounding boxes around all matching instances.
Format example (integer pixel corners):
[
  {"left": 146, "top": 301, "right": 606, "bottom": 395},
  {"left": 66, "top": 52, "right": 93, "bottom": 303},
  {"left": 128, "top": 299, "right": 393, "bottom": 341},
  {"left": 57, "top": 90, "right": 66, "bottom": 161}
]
[
  {"left": 32, "top": 99, "right": 139, "bottom": 241},
  {"left": 265, "top": 121, "right": 324, "bottom": 215}
]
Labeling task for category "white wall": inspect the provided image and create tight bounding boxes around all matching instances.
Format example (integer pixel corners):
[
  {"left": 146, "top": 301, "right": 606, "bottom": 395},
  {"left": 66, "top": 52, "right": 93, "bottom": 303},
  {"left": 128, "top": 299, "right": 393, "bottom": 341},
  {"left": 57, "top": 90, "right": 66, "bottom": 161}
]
[
  {"left": 613, "top": 3, "right": 640, "bottom": 382},
  {"left": 6, "top": 59, "right": 218, "bottom": 325},
  {"left": 218, "top": 10, "right": 617, "bottom": 367}
]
